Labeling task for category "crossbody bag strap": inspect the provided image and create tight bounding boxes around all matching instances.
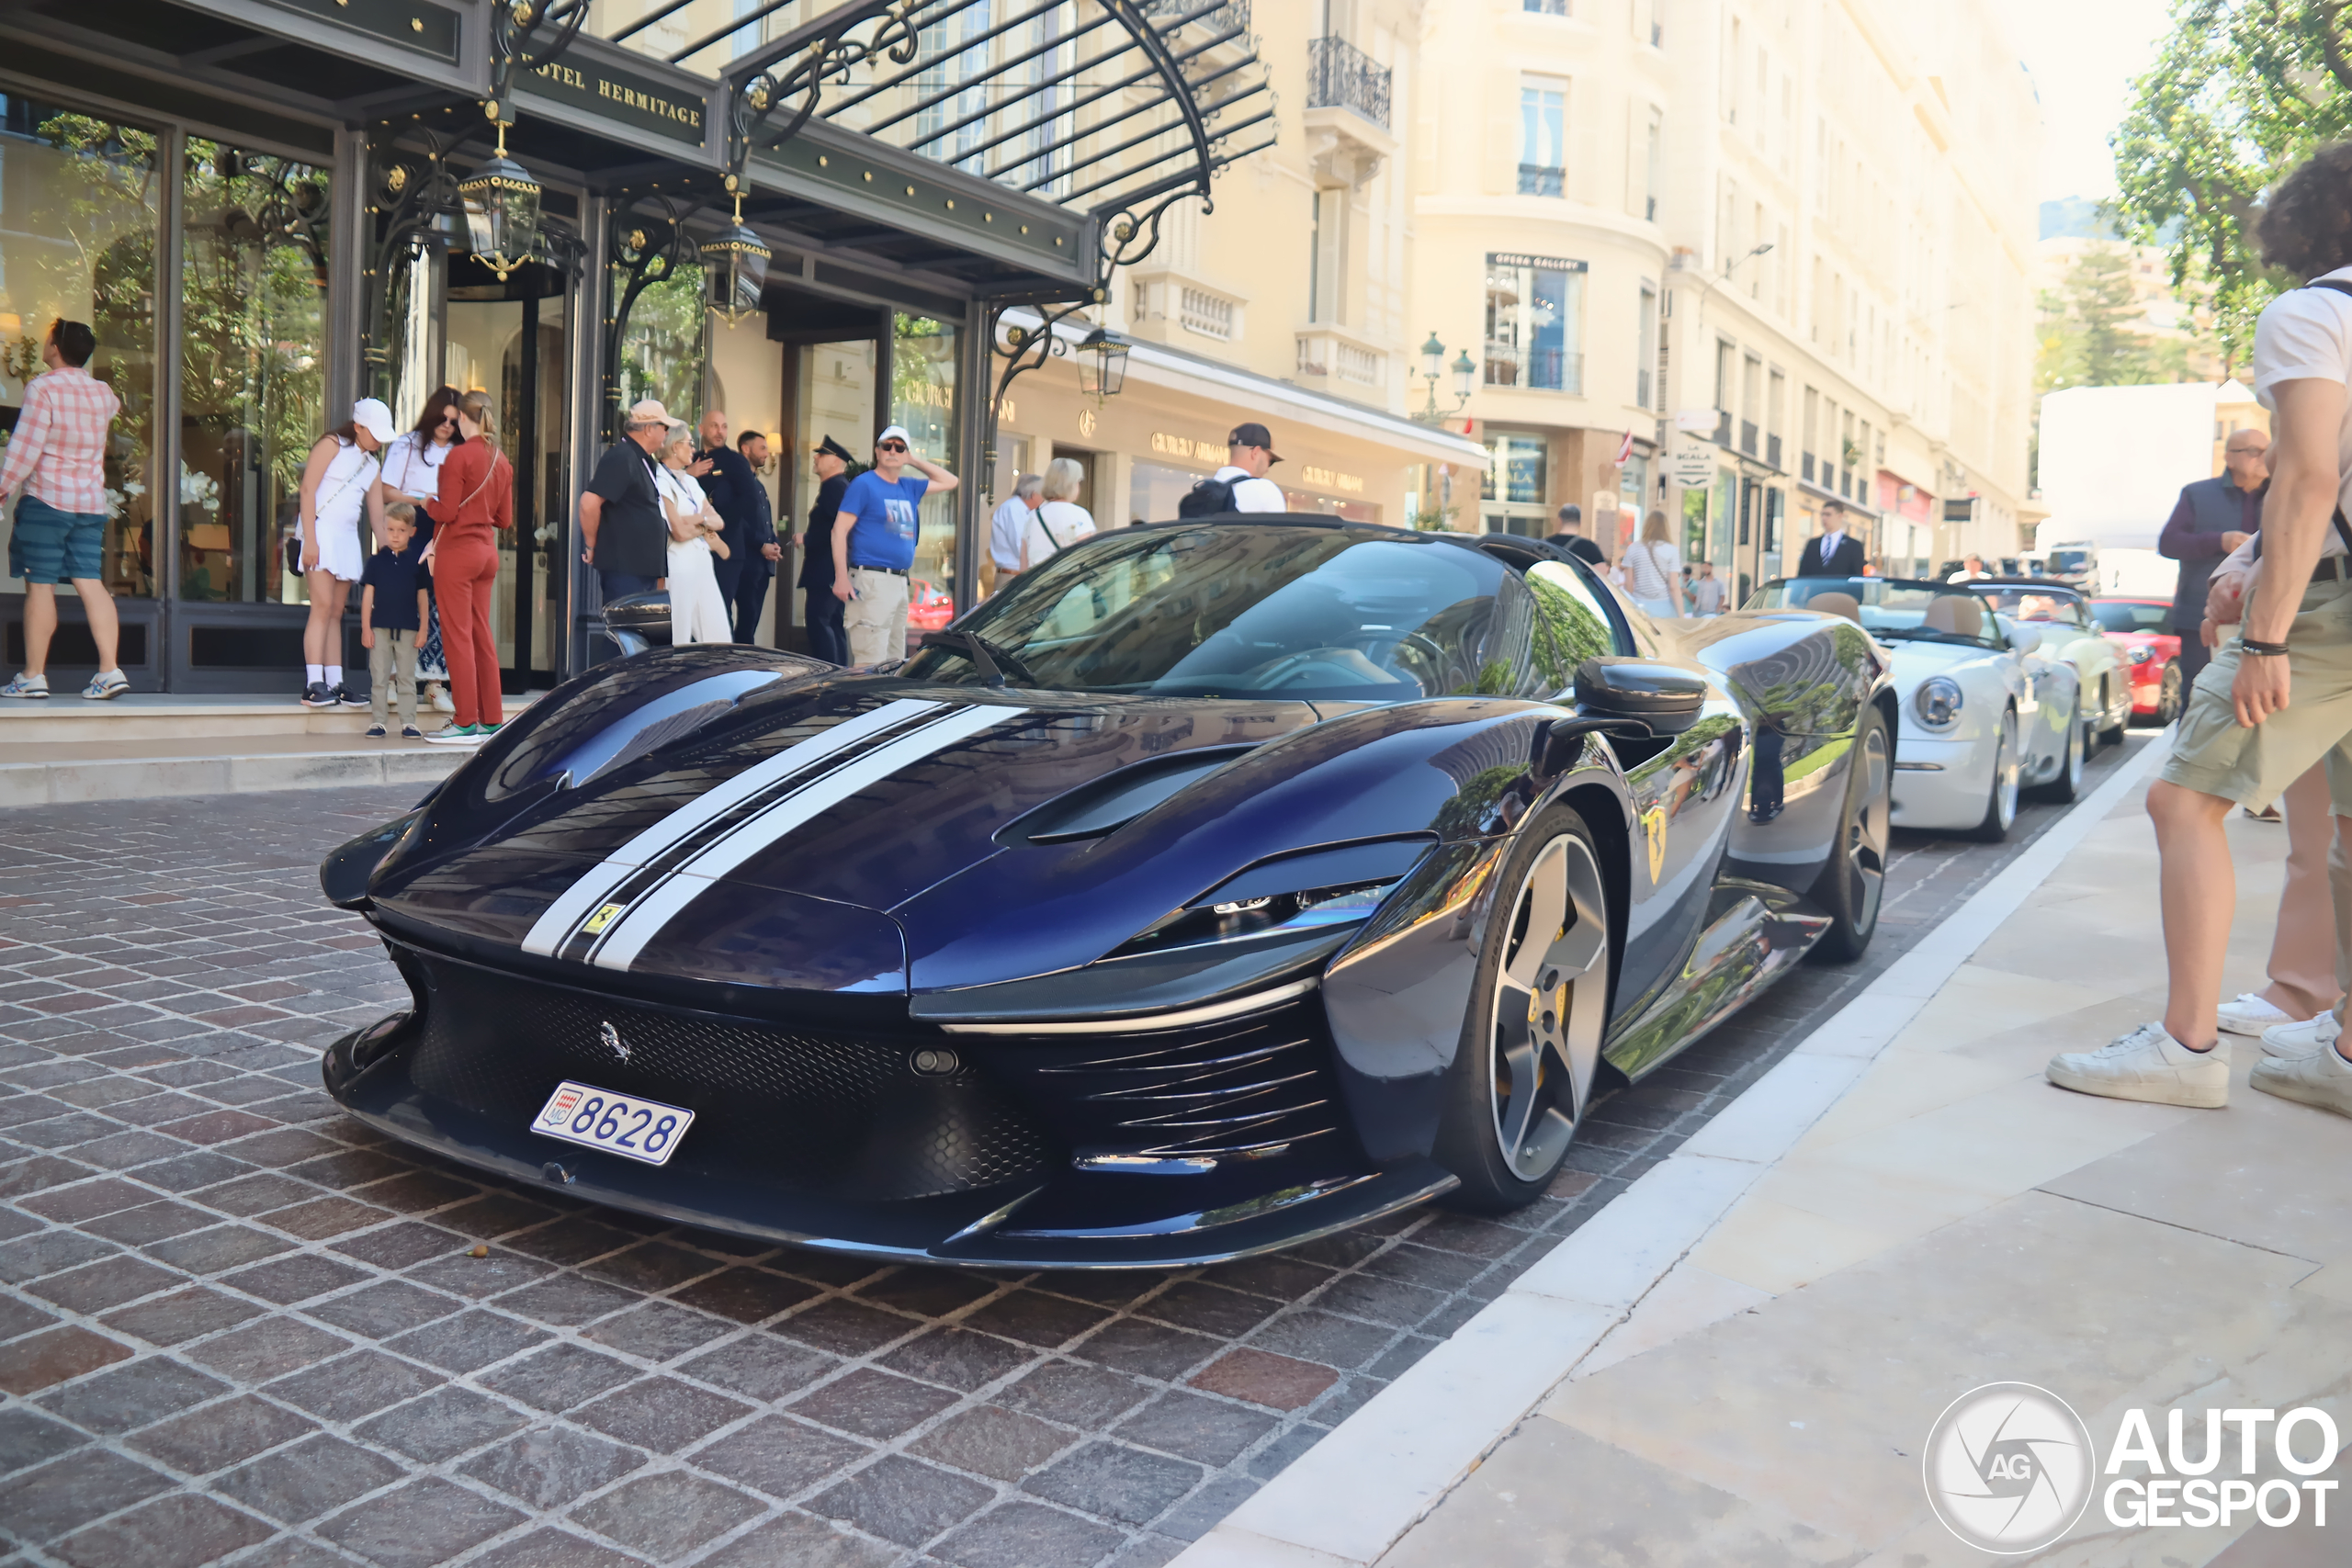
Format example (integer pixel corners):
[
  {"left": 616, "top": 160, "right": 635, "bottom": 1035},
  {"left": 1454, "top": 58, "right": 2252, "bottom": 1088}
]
[
  {"left": 2248, "top": 278, "right": 2352, "bottom": 563},
  {"left": 455, "top": 448, "right": 507, "bottom": 514}
]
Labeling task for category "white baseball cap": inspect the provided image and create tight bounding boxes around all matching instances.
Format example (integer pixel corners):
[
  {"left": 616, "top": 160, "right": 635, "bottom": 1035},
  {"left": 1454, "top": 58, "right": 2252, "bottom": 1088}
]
[
  {"left": 876, "top": 425, "right": 912, "bottom": 447},
  {"left": 350, "top": 397, "right": 397, "bottom": 444}
]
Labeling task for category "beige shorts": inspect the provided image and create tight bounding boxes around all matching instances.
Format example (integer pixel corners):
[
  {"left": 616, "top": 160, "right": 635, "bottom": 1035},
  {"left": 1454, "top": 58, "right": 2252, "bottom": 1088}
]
[
  {"left": 843, "top": 567, "right": 911, "bottom": 667},
  {"left": 2162, "top": 573, "right": 2352, "bottom": 813}
]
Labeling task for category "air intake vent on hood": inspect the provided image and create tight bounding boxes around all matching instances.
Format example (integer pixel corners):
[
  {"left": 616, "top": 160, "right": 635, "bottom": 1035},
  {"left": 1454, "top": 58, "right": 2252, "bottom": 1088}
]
[{"left": 1003, "top": 745, "right": 1259, "bottom": 846}]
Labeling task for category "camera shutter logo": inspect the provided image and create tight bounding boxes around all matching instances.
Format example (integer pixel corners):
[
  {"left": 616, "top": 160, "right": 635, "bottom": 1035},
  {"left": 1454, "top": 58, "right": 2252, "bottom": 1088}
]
[{"left": 1923, "top": 1382, "right": 2095, "bottom": 1553}]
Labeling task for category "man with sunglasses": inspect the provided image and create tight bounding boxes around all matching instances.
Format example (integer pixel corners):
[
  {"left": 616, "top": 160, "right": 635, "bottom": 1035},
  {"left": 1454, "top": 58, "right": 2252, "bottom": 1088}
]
[{"left": 831, "top": 424, "right": 958, "bottom": 665}]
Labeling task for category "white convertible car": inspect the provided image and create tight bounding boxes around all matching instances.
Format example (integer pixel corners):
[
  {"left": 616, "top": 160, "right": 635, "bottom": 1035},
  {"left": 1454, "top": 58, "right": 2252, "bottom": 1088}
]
[
  {"left": 1749, "top": 577, "right": 2083, "bottom": 840},
  {"left": 1960, "top": 581, "right": 2133, "bottom": 753}
]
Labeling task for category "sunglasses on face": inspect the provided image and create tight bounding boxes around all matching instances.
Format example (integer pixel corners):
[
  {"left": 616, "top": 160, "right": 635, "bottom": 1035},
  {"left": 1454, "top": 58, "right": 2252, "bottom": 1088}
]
[{"left": 877, "top": 442, "right": 908, "bottom": 454}]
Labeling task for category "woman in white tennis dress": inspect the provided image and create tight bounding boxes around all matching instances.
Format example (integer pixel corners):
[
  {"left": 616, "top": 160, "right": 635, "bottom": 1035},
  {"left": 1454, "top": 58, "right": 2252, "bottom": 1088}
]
[
  {"left": 654, "top": 426, "right": 733, "bottom": 644},
  {"left": 294, "top": 397, "right": 394, "bottom": 706}
]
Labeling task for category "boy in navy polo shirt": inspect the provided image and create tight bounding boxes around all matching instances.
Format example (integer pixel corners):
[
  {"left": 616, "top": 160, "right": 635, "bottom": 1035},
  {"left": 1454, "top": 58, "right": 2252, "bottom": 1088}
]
[
  {"left": 830, "top": 423, "right": 959, "bottom": 666},
  {"left": 360, "top": 504, "right": 434, "bottom": 737}
]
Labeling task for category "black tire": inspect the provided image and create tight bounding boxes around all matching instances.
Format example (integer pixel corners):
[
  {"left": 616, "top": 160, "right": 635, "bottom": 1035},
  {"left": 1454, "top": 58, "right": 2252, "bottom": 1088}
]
[
  {"left": 2156, "top": 661, "right": 2183, "bottom": 726},
  {"left": 1808, "top": 705, "right": 1891, "bottom": 962},
  {"left": 1966, "top": 708, "right": 2020, "bottom": 842},
  {"left": 2027, "top": 693, "right": 2084, "bottom": 804},
  {"left": 1433, "top": 802, "right": 1613, "bottom": 1213}
]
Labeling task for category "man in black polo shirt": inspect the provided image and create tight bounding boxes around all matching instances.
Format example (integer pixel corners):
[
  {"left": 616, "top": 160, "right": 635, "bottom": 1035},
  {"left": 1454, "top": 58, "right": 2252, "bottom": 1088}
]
[
  {"left": 797, "top": 435, "right": 853, "bottom": 665},
  {"left": 580, "top": 399, "right": 674, "bottom": 602}
]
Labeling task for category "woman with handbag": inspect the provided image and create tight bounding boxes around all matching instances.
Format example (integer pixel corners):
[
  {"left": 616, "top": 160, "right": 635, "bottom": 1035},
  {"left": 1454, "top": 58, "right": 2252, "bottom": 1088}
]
[
  {"left": 294, "top": 397, "right": 396, "bottom": 707},
  {"left": 1621, "top": 509, "right": 1689, "bottom": 618},
  {"left": 421, "top": 391, "right": 512, "bottom": 743},
  {"left": 1020, "top": 457, "right": 1097, "bottom": 570},
  {"left": 380, "top": 387, "right": 463, "bottom": 716}
]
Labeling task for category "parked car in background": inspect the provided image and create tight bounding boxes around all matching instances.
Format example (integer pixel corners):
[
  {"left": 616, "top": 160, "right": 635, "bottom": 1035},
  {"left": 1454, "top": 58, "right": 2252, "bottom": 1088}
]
[
  {"left": 1960, "top": 581, "right": 2132, "bottom": 750},
  {"left": 909, "top": 577, "right": 955, "bottom": 633},
  {"left": 2087, "top": 597, "right": 2185, "bottom": 726},
  {"left": 1750, "top": 576, "right": 2083, "bottom": 840}
]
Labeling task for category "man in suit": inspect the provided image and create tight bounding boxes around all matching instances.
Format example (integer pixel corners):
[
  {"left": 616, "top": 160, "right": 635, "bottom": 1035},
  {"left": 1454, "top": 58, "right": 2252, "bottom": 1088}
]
[
  {"left": 694, "top": 411, "right": 763, "bottom": 640},
  {"left": 730, "top": 429, "right": 781, "bottom": 643},
  {"left": 2159, "top": 427, "right": 2268, "bottom": 688},
  {"left": 1796, "top": 501, "right": 1867, "bottom": 576}
]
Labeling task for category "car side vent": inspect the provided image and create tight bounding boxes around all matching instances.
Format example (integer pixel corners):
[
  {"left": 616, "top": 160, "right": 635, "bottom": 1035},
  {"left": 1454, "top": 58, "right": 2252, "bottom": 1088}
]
[{"left": 1003, "top": 745, "right": 1258, "bottom": 845}]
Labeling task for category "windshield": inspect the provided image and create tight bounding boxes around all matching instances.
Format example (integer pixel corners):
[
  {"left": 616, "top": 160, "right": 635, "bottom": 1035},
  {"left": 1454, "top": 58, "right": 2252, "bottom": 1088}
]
[
  {"left": 1964, "top": 586, "right": 2086, "bottom": 626},
  {"left": 2090, "top": 601, "right": 2170, "bottom": 635},
  {"left": 902, "top": 524, "right": 1512, "bottom": 700},
  {"left": 2047, "top": 548, "right": 2091, "bottom": 573},
  {"left": 1747, "top": 577, "right": 2006, "bottom": 649}
]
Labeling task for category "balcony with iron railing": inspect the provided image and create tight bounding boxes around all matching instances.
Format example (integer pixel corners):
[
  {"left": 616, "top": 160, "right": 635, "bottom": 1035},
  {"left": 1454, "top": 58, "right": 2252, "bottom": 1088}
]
[
  {"left": 1517, "top": 164, "right": 1565, "bottom": 197},
  {"left": 1767, "top": 434, "right": 1783, "bottom": 470},
  {"left": 1739, "top": 420, "right": 1759, "bottom": 457},
  {"left": 1308, "top": 36, "right": 1392, "bottom": 130}
]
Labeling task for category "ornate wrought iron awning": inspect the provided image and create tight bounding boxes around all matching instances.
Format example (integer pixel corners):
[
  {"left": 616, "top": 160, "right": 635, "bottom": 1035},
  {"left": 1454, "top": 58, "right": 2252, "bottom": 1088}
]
[{"left": 635, "top": 0, "right": 1275, "bottom": 298}]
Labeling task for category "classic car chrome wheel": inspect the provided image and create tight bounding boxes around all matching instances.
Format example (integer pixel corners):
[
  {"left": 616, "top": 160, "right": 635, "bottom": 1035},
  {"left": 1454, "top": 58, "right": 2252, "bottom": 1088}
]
[
  {"left": 1968, "top": 709, "right": 2021, "bottom": 841},
  {"left": 1485, "top": 832, "right": 1611, "bottom": 1182},
  {"left": 2028, "top": 694, "right": 2083, "bottom": 804}
]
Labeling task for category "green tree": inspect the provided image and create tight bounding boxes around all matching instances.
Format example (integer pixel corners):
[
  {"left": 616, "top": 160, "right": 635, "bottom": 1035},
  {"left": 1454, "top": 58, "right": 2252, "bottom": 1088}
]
[{"left": 2112, "top": 0, "right": 2352, "bottom": 367}]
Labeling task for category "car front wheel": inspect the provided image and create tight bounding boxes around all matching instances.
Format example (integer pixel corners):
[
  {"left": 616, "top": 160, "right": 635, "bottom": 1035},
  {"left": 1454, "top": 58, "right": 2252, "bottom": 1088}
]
[
  {"left": 1808, "top": 706, "right": 1890, "bottom": 962},
  {"left": 2156, "top": 661, "right": 2183, "bottom": 726},
  {"left": 1434, "top": 803, "right": 1613, "bottom": 1213},
  {"left": 1967, "top": 708, "right": 2021, "bottom": 842},
  {"left": 2028, "top": 692, "right": 2083, "bottom": 803}
]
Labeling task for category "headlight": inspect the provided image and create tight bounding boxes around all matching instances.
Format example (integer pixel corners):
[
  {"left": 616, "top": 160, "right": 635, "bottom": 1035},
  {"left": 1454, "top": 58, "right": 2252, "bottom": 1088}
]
[
  {"left": 1915, "top": 676, "right": 1964, "bottom": 729},
  {"left": 1110, "top": 839, "right": 1432, "bottom": 960},
  {"left": 2128, "top": 646, "right": 2154, "bottom": 664}
]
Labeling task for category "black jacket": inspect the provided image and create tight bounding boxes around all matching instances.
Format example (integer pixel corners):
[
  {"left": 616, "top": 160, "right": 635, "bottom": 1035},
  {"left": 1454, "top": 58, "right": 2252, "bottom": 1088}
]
[
  {"left": 798, "top": 472, "right": 849, "bottom": 591},
  {"left": 1795, "top": 534, "right": 1867, "bottom": 577},
  {"left": 2159, "top": 475, "right": 2264, "bottom": 632},
  {"left": 695, "top": 446, "right": 774, "bottom": 562}
]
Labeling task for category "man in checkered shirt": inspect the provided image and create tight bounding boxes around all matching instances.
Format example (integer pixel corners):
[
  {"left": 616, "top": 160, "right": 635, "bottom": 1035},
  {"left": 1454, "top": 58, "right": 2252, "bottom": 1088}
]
[{"left": 2, "top": 319, "right": 128, "bottom": 699}]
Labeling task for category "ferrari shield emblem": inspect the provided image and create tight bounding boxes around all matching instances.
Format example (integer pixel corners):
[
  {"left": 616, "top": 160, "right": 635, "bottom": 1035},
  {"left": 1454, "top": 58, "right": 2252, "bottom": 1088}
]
[
  {"left": 582, "top": 903, "right": 625, "bottom": 935},
  {"left": 1641, "top": 803, "right": 1668, "bottom": 885}
]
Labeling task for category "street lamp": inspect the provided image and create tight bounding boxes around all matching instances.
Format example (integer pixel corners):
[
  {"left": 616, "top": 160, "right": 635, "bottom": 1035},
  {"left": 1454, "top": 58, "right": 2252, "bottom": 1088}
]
[
  {"left": 1415, "top": 331, "right": 1475, "bottom": 424},
  {"left": 458, "top": 121, "right": 541, "bottom": 282},
  {"left": 704, "top": 186, "right": 772, "bottom": 325}
]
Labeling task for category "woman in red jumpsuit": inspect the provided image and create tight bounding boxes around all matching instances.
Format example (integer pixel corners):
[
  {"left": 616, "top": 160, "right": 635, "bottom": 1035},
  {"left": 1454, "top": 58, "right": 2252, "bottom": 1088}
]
[{"left": 422, "top": 390, "right": 513, "bottom": 743}]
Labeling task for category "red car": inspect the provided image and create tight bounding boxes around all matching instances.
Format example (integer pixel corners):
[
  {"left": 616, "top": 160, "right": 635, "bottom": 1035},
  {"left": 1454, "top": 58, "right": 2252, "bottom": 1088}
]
[
  {"left": 909, "top": 576, "right": 955, "bottom": 632},
  {"left": 2089, "top": 597, "right": 2184, "bottom": 725}
]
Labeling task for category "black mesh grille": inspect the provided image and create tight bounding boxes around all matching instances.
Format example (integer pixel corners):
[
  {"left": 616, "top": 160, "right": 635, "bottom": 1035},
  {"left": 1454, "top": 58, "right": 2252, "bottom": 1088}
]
[
  {"left": 404, "top": 956, "right": 1054, "bottom": 1200},
  {"left": 978, "top": 999, "right": 1345, "bottom": 1161}
]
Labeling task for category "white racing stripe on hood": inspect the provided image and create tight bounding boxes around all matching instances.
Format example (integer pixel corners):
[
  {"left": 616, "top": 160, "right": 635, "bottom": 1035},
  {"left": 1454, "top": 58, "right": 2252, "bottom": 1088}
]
[
  {"left": 588, "top": 701, "right": 1029, "bottom": 972},
  {"left": 521, "top": 697, "right": 948, "bottom": 957}
]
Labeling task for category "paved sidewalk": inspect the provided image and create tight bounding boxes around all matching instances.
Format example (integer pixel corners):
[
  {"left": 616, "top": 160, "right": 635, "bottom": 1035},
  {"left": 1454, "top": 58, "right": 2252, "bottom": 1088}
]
[
  {"left": 0, "top": 750, "right": 2148, "bottom": 1568},
  {"left": 1376, "top": 771, "right": 2352, "bottom": 1565}
]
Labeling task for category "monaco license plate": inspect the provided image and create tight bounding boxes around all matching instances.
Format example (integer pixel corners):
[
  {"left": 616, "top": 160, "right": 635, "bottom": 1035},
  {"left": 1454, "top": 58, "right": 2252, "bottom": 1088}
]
[{"left": 531, "top": 1081, "right": 695, "bottom": 1167}]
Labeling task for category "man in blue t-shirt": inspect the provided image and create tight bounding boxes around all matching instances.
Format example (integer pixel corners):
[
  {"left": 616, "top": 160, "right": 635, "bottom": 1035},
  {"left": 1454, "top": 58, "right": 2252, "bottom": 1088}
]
[{"left": 831, "top": 423, "right": 959, "bottom": 665}]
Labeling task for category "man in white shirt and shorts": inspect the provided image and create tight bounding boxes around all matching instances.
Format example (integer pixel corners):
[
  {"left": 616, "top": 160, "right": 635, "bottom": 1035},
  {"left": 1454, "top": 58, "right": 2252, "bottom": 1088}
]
[
  {"left": 1213, "top": 423, "right": 1289, "bottom": 512},
  {"left": 2046, "top": 142, "right": 2352, "bottom": 1120}
]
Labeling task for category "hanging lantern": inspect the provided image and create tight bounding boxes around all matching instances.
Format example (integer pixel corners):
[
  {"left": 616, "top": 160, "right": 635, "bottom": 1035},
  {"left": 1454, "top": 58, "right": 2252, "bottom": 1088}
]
[
  {"left": 705, "top": 188, "right": 772, "bottom": 325},
  {"left": 1079, "top": 328, "right": 1130, "bottom": 400},
  {"left": 458, "top": 121, "right": 541, "bottom": 282},
  {"left": 1451, "top": 349, "right": 1476, "bottom": 401}
]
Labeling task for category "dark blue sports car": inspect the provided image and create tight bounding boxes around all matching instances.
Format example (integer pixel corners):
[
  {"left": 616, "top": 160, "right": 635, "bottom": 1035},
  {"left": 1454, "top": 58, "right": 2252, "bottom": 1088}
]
[{"left": 320, "top": 517, "right": 1894, "bottom": 1267}]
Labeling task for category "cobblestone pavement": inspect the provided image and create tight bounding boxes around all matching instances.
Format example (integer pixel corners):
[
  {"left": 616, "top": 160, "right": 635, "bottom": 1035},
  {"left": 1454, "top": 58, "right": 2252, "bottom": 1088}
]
[{"left": 0, "top": 737, "right": 2148, "bottom": 1568}]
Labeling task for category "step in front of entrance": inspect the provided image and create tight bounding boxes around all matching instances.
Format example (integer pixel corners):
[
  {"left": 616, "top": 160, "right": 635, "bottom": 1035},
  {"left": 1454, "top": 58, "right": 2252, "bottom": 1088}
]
[
  {"left": 0, "top": 738, "right": 467, "bottom": 809},
  {"left": 0, "top": 692, "right": 539, "bottom": 745}
]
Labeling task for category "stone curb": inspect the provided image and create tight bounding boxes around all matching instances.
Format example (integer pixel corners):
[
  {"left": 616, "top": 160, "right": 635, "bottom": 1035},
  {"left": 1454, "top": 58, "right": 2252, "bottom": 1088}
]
[{"left": 1170, "top": 732, "right": 2175, "bottom": 1568}]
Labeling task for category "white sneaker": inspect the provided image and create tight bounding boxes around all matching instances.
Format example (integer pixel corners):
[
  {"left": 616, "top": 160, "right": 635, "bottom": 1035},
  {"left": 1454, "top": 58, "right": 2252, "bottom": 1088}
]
[
  {"left": 2216, "top": 992, "right": 2297, "bottom": 1036},
  {"left": 2047, "top": 1022, "right": 2231, "bottom": 1109},
  {"left": 2249, "top": 1037, "right": 2352, "bottom": 1119},
  {"left": 431, "top": 685, "right": 457, "bottom": 714},
  {"left": 2259, "top": 1010, "right": 2341, "bottom": 1062}
]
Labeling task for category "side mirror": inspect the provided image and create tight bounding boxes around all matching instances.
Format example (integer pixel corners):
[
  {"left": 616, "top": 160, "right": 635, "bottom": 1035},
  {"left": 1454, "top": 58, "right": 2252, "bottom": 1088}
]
[
  {"left": 603, "top": 592, "right": 672, "bottom": 658},
  {"left": 2007, "top": 624, "right": 2042, "bottom": 656},
  {"left": 1573, "top": 657, "right": 1710, "bottom": 736}
]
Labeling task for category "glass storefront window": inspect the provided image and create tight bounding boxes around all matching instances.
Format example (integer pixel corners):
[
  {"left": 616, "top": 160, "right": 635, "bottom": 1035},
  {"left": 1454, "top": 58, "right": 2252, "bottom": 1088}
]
[
  {"left": 0, "top": 96, "right": 161, "bottom": 598},
  {"left": 1129, "top": 458, "right": 1202, "bottom": 525},
  {"left": 177, "top": 139, "right": 330, "bottom": 604},
  {"left": 616, "top": 264, "right": 707, "bottom": 420},
  {"left": 1481, "top": 432, "right": 1547, "bottom": 505},
  {"left": 891, "top": 313, "right": 957, "bottom": 599},
  {"left": 1483, "top": 252, "right": 1586, "bottom": 392}
]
